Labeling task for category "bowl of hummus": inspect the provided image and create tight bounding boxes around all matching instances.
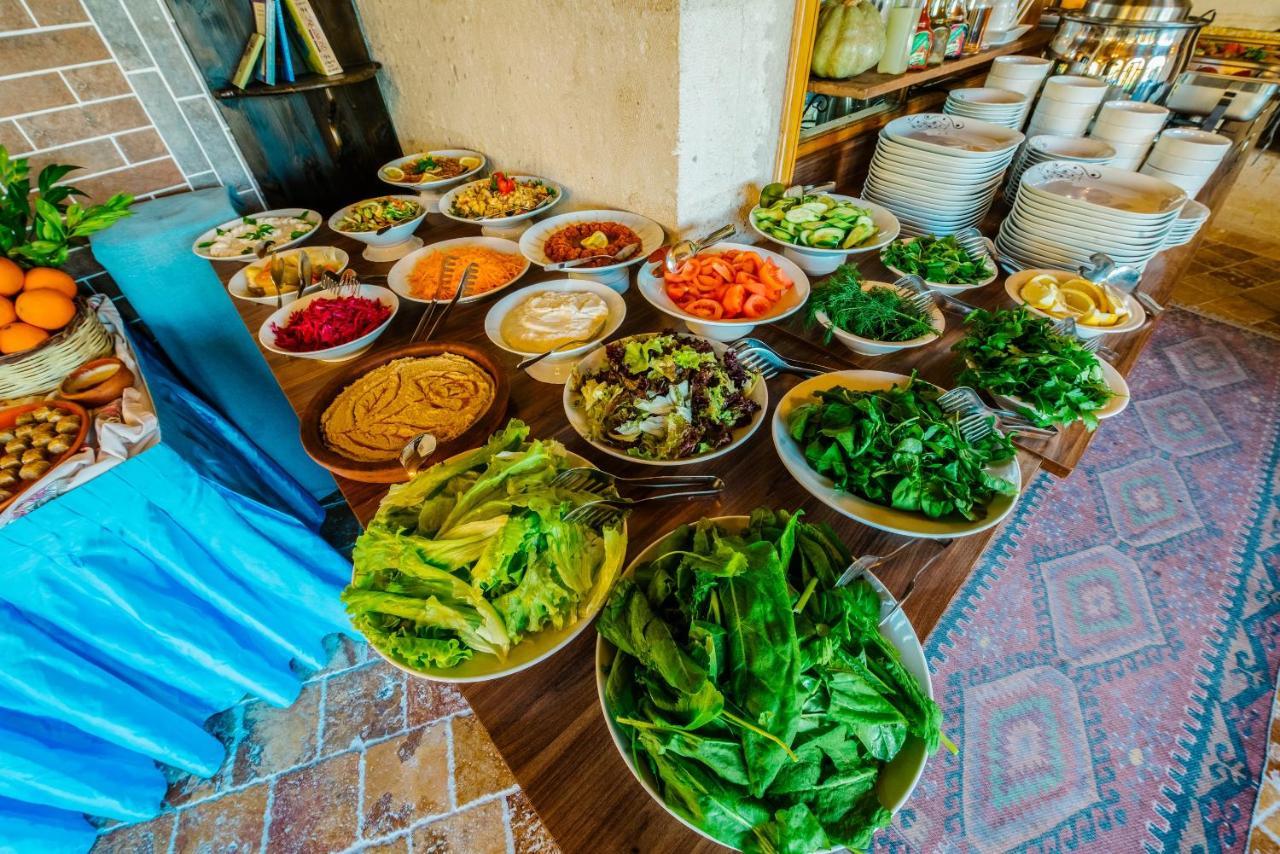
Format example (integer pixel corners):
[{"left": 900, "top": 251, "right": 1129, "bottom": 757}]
[
  {"left": 300, "top": 342, "right": 509, "bottom": 483},
  {"left": 483, "top": 279, "right": 627, "bottom": 384}
]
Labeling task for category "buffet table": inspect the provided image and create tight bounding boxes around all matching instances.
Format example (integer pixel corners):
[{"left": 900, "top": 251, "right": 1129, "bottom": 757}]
[{"left": 214, "top": 145, "right": 1234, "bottom": 850}]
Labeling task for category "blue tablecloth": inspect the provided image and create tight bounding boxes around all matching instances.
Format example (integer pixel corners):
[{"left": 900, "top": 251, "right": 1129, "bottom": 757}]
[{"left": 0, "top": 339, "right": 352, "bottom": 853}]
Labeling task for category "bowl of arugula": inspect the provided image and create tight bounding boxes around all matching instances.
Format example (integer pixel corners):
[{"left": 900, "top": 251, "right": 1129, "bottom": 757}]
[
  {"left": 772, "top": 371, "right": 1021, "bottom": 538},
  {"left": 954, "top": 307, "right": 1130, "bottom": 430},
  {"left": 880, "top": 234, "right": 998, "bottom": 295},
  {"left": 807, "top": 265, "right": 944, "bottom": 356},
  {"left": 596, "top": 510, "right": 942, "bottom": 853}
]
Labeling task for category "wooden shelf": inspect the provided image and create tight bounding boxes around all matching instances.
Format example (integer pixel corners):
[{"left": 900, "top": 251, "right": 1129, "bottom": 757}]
[
  {"left": 214, "top": 61, "right": 380, "bottom": 99},
  {"left": 808, "top": 27, "right": 1053, "bottom": 101}
]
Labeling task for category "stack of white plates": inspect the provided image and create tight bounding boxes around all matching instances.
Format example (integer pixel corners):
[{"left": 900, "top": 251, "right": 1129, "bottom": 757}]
[
  {"left": 1026, "top": 75, "right": 1108, "bottom": 139},
  {"left": 1163, "top": 199, "right": 1210, "bottom": 247},
  {"left": 985, "top": 55, "right": 1054, "bottom": 107},
  {"left": 996, "top": 160, "right": 1186, "bottom": 273},
  {"left": 862, "top": 113, "right": 1024, "bottom": 237},
  {"left": 945, "top": 87, "right": 1031, "bottom": 130},
  {"left": 1004, "top": 134, "right": 1116, "bottom": 206},
  {"left": 1088, "top": 100, "right": 1169, "bottom": 170},
  {"left": 1140, "top": 128, "right": 1231, "bottom": 199}
]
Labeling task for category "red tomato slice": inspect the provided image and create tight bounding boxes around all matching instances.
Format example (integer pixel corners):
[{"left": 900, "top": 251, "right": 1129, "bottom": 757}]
[
  {"left": 684, "top": 298, "right": 724, "bottom": 319},
  {"left": 743, "top": 278, "right": 769, "bottom": 297},
  {"left": 666, "top": 283, "right": 689, "bottom": 300},
  {"left": 742, "top": 294, "right": 772, "bottom": 318},
  {"left": 722, "top": 284, "right": 745, "bottom": 316},
  {"left": 707, "top": 258, "right": 735, "bottom": 281}
]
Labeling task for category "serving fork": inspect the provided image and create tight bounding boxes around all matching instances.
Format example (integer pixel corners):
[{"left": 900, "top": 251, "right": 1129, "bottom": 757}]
[
  {"left": 937, "top": 385, "right": 1057, "bottom": 441},
  {"left": 727, "top": 338, "right": 834, "bottom": 380},
  {"left": 565, "top": 490, "right": 726, "bottom": 529},
  {"left": 952, "top": 226, "right": 998, "bottom": 267},
  {"left": 834, "top": 538, "right": 952, "bottom": 628},
  {"left": 898, "top": 274, "right": 979, "bottom": 317},
  {"left": 551, "top": 467, "right": 723, "bottom": 494}
]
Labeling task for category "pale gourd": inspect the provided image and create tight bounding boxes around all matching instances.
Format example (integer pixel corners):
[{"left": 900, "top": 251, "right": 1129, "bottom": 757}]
[{"left": 811, "top": 0, "right": 887, "bottom": 79}]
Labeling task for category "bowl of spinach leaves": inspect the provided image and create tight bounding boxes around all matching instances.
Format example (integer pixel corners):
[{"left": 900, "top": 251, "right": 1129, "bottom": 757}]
[
  {"left": 880, "top": 234, "right": 997, "bottom": 295},
  {"left": 807, "top": 264, "right": 944, "bottom": 356},
  {"left": 771, "top": 371, "right": 1021, "bottom": 538},
  {"left": 596, "top": 509, "right": 941, "bottom": 853}
]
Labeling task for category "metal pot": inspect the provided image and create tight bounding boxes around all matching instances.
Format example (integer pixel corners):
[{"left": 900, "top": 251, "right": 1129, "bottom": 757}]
[
  {"left": 1050, "top": 11, "right": 1214, "bottom": 100},
  {"left": 1078, "top": 0, "right": 1193, "bottom": 23}
]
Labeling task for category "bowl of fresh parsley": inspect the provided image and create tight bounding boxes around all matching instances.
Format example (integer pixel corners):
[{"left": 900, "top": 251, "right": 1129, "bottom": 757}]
[
  {"left": 807, "top": 264, "right": 944, "bottom": 356},
  {"left": 880, "top": 234, "right": 998, "bottom": 295}
]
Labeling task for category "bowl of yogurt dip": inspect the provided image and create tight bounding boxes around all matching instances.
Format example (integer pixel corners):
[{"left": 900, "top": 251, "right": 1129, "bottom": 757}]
[{"left": 483, "top": 279, "right": 628, "bottom": 384}]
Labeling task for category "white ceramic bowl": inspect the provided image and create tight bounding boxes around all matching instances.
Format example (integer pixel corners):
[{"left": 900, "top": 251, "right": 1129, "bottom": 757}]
[
  {"left": 1154, "top": 128, "right": 1231, "bottom": 162},
  {"left": 564, "top": 333, "right": 768, "bottom": 467},
  {"left": 328, "top": 195, "right": 428, "bottom": 262},
  {"left": 1139, "top": 163, "right": 1208, "bottom": 197},
  {"left": 750, "top": 195, "right": 901, "bottom": 275},
  {"left": 1033, "top": 97, "right": 1101, "bottom": 119},
  {"left": 518, "top": 208, "right": 664, "bottom": 292},
  {"left": 192, "top": 207, "right": 322, "bottom": 262},
  {"left": 635, "top": 242, "right": 810, "bottom": 340},
  {"left": 1090, "top": 119, "right": 1160, "bottom": 144},
  {"left": 227, "top": 246, "right": 349, "bottom": 305},
  {"left": 815, "top": 281, "right": 945, "bottom": 356},
  {"left": 1096, "top": 101, "right": 1169, "bottom": 130},
  {"left": 595, "top": 515, "right": 933, "bottom": 850},
  {"left": 1030, "top": 134, "right": 1116, "bottom": 161},
  {"left": 881, "top": 235, "right": 1000, "bottom": 295},
  {"left": 483, "top": 279, "right": 627, "bottom": 384},
  {"left": 772, "top": 370, "right": 1022, "bottom": 538},
  {"left": 1042, "top": 75, "right": 1110, "bottom": 104},
  {"left": 258, "top": 284, "right": 399, "bottom": 362},
  {"left": 1145, "top": 148, "right": 1222, "bottom": 177},
  {"left": 1004, "top": 268, "right": 1146, "bottom": 337},
  {"left": 377, "top": 148, "right": 486, "bottom": 192},
  {"left": 951, "top": 87, "right": 1028, "bottom": 107},
  {"left": 990, "top": 55, "right": 1054, "bottom": 78},
  {"left": 386, "top": 236, "right": 529, "bottom": 306},
  {"left": 438, "top": 174, "right": 564, "bottom": 229},
  {"left": 1091, "top": 138, "right": 1154, "bottom": 160},
  {"left": 1028, "top": 115, "right": 1092, "bottom": 136}
]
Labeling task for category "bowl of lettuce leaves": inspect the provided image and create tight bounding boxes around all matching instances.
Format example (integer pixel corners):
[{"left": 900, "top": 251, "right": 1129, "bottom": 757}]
[
  {"left": 596, "top": 509, "right": 942, "bottom": 854},
  {"left": 342, "top": 419, "right": 627, "bottom": 682},
  {"left": 880, "top": 234, "right": 998, "bottom": 296}
]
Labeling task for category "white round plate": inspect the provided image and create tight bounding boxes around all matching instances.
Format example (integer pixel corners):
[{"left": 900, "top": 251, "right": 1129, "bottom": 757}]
[
  {"left": 1003, "top": 268, "right": 1147, "bottom": 336},
  {"left": 386, "top": 236, "right": 529, "bottom": 305},
  {"left": 257, "top": 284, "right": 399, "bottom": 362},
  {"left": 883, "top": 113, "right": 1025, "bottom": 157},
  {"left": 192, "top": 207, "right": 321, "bottom": 262},
  {"left": 483, "top": 279, "right": 627, "bottom": 384},
  {"left": 875, "top": 138, "right": 1017, "bottom": 171},
  {"left": 772, "top": 370, "right": 1022, "bottom": 538},
  {"left": 1020, "top": 161, "right": 1187, "bottom": 218},
  {"left": 595, "top": 515, "right": 932, "bottom": 852},
  {"left": 438, "top": 174, "right": 563, "bottom": 227},
  {"left": 564, "top": 333, "right": 768, "bottom": 467},
  {"left": 635, "top": 242, "right": 810, "bottom": 341},
  {"left": 518, "top": 208, "right": 664, "bottom": 290},
  {"left": 377, "top": 149, "right": 486, "bottom": 191},
  {"left": 815, "top": 281, "right": 945, "bottom": 357},
  {"left": 228, "top": 246, "right": 349, "bottom": 305},
  {"left": 881, "top": 236, "right": 999, "bottom": 295},
  {"left": 748, "top": 194, "right": 900, "bottom": 261}
]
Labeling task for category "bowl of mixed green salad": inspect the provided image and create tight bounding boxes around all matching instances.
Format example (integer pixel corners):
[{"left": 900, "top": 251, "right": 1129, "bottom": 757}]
[
  {"left": 880, "top": 234, "right": 998, "bottom": 295},
  {"left": 596, "top": 509, "right": 942, "bottom": 853},
  {"left": 564, "top": 332, "right": 766, "bottom": 466},
  {"left": 750, "top": 184, "right": 900, "bottom": 275}
]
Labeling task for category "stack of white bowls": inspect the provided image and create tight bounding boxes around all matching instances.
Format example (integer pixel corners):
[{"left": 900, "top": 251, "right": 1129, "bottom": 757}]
[
  {"left": 1140, "top": 128, "right": 1231, "bottom": 199},
  {"left": 1163, "top": 200, "right": 1210, "bottom": 247},
  {"left": 997, "top": 160, "right": 1186, "bottom": 273},
  {"left": 1004, "top": 134, "right": 1116, "bottom": 206},
  {"left": 1026, "top": 75, "right": 1109, "bottom": 139},
  {"left": 984, "top": 56, "right": 1054, "bottom": 123},
  {"left": 861, "top": 113, "right": 1024, "bottom": 237},
  {"left": 945, "top": 87, "right": 1031, "bottom": 130},
  {"left": 1088, "top": 100, "right": 1169, "bottom": 170}
]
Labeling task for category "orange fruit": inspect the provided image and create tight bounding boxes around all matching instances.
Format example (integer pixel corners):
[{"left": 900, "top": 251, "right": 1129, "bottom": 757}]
[
  {"left": 0, "top": 322, "right": 48, "bottom": 354},
  {"left": 15, "top": 289, "right": 75, "bottom": 331},
  {"left": 0, "top": 296, "right": 13, "bottom": 327},
  {"left": 23, "top": 267, "right": 77, "bottom": 298},
  {"left": 0, "top": 258, "right": 22, "bottom": 297}
]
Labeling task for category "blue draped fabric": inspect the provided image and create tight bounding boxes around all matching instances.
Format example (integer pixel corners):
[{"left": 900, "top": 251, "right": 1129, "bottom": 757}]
[
  {"left": 0, "top": 336, "right": 353, "bottom": 850},
  {"left": 88, "top": 187, "right": 335, "bottom": 499}
]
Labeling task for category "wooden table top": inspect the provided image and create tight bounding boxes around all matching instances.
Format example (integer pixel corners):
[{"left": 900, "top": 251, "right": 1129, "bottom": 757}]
[{"left": 213, "top": 184, "right": 1210, "bottom": 851}]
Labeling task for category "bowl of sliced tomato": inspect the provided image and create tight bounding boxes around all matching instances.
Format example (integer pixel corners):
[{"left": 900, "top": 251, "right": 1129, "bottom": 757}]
[{"left": 635, "top": 242, "right": 810, "bottom": 341}]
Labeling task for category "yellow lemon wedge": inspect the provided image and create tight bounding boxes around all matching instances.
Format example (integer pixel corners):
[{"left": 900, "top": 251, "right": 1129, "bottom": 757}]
[
  {"left": 1089, "top": 309, "right": 1121, "bottom": 326},
  {"left": 384, "top": 166, "right": 406, "bottom": 182},
  {"left": 580, "top": 230, "right": 610, "bottom": 251},
  {"left": 1062, "top": 276, "right": 1106, "bottom": 306},
  {"left": 1020, "top": 277, "right": 1060, "bottom": 311},
  {"left": 459, "top": 156, "right": 481, "bottom": 171},
  {"left": 1059, "top": 286, "right": 1096, "bottom": 318}
]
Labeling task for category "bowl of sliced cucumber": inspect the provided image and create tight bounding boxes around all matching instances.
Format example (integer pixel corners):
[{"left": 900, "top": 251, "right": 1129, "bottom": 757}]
[{"left": 749, "top": 187, "right": 901, "bottom": 275}]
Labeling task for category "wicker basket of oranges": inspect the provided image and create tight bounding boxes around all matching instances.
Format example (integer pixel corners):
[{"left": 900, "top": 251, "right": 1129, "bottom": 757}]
[{"left": 0, "top": 259, "right": 111, "bottom": 400}]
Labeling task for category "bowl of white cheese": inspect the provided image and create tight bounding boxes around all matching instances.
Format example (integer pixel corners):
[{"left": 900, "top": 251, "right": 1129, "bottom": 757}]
[{"left": 483, "top": 279, "right": 627, "bottom": 383}]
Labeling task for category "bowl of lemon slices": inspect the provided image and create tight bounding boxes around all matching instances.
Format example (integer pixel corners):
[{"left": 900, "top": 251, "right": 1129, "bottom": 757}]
[{"left": 1005, "top": 268, "right": 1145, "bottom": 337}]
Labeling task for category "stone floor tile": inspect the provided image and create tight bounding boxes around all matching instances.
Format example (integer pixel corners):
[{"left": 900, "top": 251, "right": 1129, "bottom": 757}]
[
  {"left": 1198, "top": 293, "right": 1277, "bottom": 325},
  {"left": 1241, "top": 285, "right": 1280, "bottom": 314},
  {"left": 452, "top": 714, "right": 516, "bottom": 807},
  {"left": 508, "top": 790, "right": 561, "bottom": 854},
  {"left": 173, "top": 784, "right": 269, "bottom": 854},
  {"left": 1193, "top": 244, "right": 1250, "bottom": 270},
  {"left": 233, "top": 681, "right": 320, "bottom": 785},
  {"left": 363, "top": 722, "right": 451, "bottom": 837},
  {"left": 1172, "top": 276, "right": 1218, "bottom": 307},
  {"left": 91, "top": 812, "right": 173, "bottom": 854},
  {"left": 412, "top": 798, "right": 507, "bottom": 854},
  {"left": 323, "top": 662, "right": 405, "bottom": 751},
  {"left": 358, "top": 838, "right": 410, "bottom": 854},
  {"left": 1215, "top": 264, "right": 1267, "bottom": 291},
  {"left": 406, "top": 679, "right": 469, "bottom": 726},
  {"left": 1202, "top": 239, "right": 1259, "bottom": 265},
  {"left": 268, "top": 751, "right": 360, "bottom": 854},
  {"left": 1231, "top": 258, "right": 1280, "bottom": 285}
]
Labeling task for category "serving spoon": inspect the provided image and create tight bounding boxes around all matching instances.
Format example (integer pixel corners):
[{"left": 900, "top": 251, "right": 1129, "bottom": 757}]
[
  {"left": 663, "top": 224, "right": 736, "bottom": 274},
  {"left": 544, "top": 243, "right": 640, "bottom": 272}
]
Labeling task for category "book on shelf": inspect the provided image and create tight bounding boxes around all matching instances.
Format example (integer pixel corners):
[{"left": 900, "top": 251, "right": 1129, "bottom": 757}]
[
  {"left": 281, "top": 0, "right": 343, "bottom": 76},
  {"left": 231, "top": 33, "right": 265, "bottom": 90},
  {"left": 275, "top": 2, "right": 296, "bottom": 83},
  {"left": 261, "top": 0, "right": 277, "bottom": 86}
]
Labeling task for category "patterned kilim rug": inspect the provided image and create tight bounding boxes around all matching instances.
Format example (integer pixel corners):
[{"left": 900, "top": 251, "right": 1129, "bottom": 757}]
[{"left": 877, "top": 309, "right": 1280, "bottom": 853}]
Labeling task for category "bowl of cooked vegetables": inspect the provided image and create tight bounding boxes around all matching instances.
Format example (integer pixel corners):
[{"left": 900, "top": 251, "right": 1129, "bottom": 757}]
[
  {"left": 880, "top": 234, "right": 998, "bottom": 295},
  {"left": 328, "top": 195, "right": 427, "bottom": 262},
  {"left": 596, "top": 510, "right": 939, "bottom": 853},
  {"left": 564, "top": 331, "right": 767, "bottom": 466},
  {"left": 343, "top": 419, "right": 627, "bottom": 683},
  {"left": 227, "top": 246, "right": 348, "bottom": 305},
  {"left": 519, "top": 209, "right": 663, "bottom": 292},
  {"left": 439, "top": 172, "right": 562, "bottom": 236},
  {"left": 750, "top": 185, "right": 900, "bottom": 275},
  {"left": 808, "top": 265, "right": 944, "bottom": 356},
  {"left": 635, "top": 243, "right": 810, "bottom": 342},
  {"left": 377, "top": 149, "right": 486, "bottom": 193}
]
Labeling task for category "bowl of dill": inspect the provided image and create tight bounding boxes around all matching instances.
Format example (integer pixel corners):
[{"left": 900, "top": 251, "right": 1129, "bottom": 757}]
[{"left": 807, "top": 265, "right": 944, "bottom": 357}]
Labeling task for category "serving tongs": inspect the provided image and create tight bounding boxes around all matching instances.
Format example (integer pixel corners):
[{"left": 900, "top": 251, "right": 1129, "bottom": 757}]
[
  {"left": 782, "top": 180, "right": 836, "bottom": 199},
  {"left": 1078, "top": 252, "right": 1163, "bottom": 317},
  {"left": 555, "top": 466, "right": 726, "bottom": 529},
  {"left": 727, "top": 338, "right": 836, "bottom": 380},
  {"left": 410, "top": 259, "right": 474, "bottom": 343}
]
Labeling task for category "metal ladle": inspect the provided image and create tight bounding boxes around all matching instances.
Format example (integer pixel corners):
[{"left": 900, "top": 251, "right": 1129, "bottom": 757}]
[{"left": 664, "top": 224, "right": 736, "bottom": 274}]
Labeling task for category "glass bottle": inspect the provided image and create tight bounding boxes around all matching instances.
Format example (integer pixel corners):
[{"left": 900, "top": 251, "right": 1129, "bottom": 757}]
[
  {"left": 907, "top": 2, "right": 934, "bottom": 70},
  {"left": 945, "top": 0, "right": 969, "bottom": 58}
]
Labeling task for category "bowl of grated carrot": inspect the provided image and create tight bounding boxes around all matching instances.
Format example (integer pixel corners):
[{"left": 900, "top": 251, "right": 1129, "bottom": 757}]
[{"left": 385, "top": 236, "right": 530, "bottom": 305}]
